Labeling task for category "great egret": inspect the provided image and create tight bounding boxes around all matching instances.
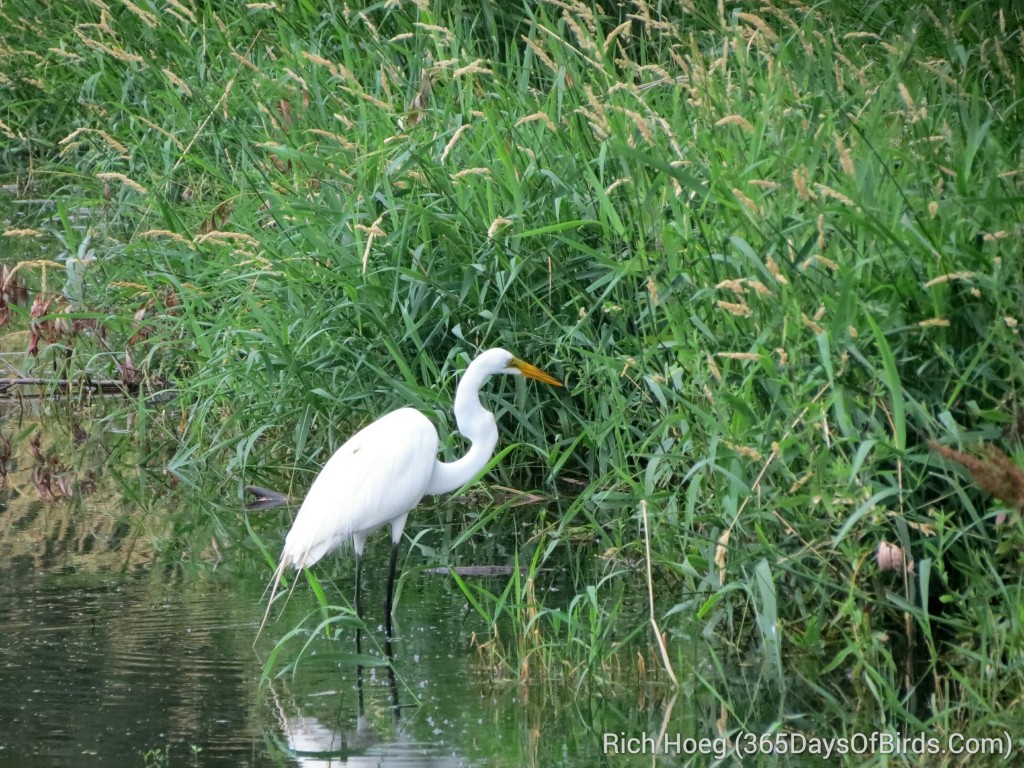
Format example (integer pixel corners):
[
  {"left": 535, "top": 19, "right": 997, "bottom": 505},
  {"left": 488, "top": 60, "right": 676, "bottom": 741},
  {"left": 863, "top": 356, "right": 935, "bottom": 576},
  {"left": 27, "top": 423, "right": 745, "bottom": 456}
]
[{"left": 262, "top": 347, "right": 562, "bottom": 638}]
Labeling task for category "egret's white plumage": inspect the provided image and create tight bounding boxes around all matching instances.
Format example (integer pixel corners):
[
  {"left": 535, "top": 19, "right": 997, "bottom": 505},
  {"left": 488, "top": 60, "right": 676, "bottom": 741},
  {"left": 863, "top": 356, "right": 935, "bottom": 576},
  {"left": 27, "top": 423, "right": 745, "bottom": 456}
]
[
  {"left": 279, "top": 407, "right": 438, "bottom": 568},
  {"left": 261, "top": 347, "right": 561, "bottom": 636}
]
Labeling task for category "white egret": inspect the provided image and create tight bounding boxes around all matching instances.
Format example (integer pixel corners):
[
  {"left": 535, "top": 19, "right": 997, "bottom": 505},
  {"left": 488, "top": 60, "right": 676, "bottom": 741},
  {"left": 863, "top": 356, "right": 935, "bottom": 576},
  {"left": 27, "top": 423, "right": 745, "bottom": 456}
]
[{"left": 262, "top": 347, "right": 562, "bottom": 638}]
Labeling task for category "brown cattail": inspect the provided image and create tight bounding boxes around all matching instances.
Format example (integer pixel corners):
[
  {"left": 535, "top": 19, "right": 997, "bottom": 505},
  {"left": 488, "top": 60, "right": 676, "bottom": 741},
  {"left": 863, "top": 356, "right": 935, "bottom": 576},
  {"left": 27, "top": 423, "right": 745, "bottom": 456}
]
[{"left": 930, "top": 441, "right": 1024, "bottom": 517}]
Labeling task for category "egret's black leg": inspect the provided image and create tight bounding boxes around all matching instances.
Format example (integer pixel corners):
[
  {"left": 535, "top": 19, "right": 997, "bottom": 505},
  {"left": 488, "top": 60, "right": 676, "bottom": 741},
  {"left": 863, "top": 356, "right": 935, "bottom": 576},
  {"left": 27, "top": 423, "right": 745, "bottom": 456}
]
[
  {"left": 356, "top": 662, "right": 366, "bottom": 719},
  {"left": 354, "top": 553, "right": 367, "bottom": 719},
  {"left": 383, "top": 543, "right": 401, "bottom": 719},
  {"left": 354, "top": 553, "right": 363, "bottom": 656},
  {"left": 384, "top": 541, "right": 401, "bottom": 640},
  {"left": 385, "top": 659, "right": 400, "bottom": 721}
]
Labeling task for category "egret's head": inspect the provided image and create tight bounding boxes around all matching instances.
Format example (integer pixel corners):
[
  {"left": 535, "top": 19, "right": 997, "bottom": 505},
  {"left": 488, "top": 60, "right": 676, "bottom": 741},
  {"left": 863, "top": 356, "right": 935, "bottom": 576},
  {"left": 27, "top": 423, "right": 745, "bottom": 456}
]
[{"left": 478, "top": 347, "right": 562, "bottom": 386}]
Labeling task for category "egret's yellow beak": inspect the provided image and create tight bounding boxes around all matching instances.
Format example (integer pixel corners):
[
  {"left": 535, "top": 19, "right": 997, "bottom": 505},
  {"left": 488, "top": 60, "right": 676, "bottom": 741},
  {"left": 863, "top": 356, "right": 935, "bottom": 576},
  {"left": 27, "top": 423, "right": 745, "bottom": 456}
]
[{"left": 510, "top": 358, "right": 563, "bottom": 387}]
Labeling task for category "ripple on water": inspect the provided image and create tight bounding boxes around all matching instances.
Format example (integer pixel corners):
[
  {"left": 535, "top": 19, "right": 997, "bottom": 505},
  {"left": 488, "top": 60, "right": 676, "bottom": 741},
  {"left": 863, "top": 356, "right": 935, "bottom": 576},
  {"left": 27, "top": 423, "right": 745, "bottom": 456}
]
[{"left": 0, "top": 571, "right": 273, "bottom": 767}]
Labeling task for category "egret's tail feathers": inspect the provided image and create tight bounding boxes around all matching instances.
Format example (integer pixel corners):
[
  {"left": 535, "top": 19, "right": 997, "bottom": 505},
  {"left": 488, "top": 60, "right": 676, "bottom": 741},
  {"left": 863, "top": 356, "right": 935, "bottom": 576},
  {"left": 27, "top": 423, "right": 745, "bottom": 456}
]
[
  {"left": 256, "top": 556, "right": 289, "bottom": 644},
  {"left": 255, "top": 538, "right": 335, "bottom": 645}
]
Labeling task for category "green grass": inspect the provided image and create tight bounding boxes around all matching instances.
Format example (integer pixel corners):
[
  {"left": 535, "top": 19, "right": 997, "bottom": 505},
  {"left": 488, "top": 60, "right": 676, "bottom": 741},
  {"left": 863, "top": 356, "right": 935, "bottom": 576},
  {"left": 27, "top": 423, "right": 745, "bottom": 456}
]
[{"left": 2, "top": 0, "right": 1024, "bottom": 760}]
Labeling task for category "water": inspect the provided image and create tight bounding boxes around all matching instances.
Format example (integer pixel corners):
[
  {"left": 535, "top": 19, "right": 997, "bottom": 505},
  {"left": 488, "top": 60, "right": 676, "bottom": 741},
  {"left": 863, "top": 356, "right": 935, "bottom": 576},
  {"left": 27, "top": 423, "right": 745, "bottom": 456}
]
[
  {"left": 2, "top": 570, "right": 263, "bottom": 766},
  {"left": 0, "top": 405, "right": 706, "bottom": 768},
  {"left": 0, "top": 562, "right": 495, "bottom": 767}
]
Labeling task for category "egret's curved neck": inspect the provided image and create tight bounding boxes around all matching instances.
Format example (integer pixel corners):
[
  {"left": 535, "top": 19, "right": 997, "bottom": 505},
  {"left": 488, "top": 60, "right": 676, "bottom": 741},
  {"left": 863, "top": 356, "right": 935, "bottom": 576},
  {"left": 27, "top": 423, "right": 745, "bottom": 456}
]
[{"left": 425, "top": 362, "right": 499, "bottom": 495}]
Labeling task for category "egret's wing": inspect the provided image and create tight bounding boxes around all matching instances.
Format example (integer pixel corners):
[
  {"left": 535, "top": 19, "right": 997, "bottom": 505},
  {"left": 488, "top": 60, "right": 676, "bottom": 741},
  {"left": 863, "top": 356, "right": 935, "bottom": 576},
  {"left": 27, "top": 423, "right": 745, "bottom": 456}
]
[{"left": 280, "top": 407, "right": 438, "bottom": 568}]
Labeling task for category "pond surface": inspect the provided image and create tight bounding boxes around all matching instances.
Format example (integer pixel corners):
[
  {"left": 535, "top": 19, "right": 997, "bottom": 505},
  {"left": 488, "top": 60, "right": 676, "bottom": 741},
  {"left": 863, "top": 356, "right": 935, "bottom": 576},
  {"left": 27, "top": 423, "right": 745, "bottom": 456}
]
[{"left": 0, "top": 405, "right": 732, "bottom": 768}]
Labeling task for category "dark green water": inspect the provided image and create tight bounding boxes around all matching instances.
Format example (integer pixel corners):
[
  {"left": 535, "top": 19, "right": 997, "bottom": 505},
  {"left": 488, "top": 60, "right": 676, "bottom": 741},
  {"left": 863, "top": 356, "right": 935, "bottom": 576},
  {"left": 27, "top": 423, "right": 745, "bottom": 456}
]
[{"left": 0, "top": 556, "right": 562, "bottom": 767}]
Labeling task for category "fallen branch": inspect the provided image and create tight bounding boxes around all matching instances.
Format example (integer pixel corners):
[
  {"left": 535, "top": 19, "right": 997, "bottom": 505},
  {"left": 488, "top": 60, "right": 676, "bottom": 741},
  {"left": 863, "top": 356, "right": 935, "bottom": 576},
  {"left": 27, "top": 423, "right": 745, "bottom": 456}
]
[{"left": 0, "top": 377, "right": 160, "bottom": 397}]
